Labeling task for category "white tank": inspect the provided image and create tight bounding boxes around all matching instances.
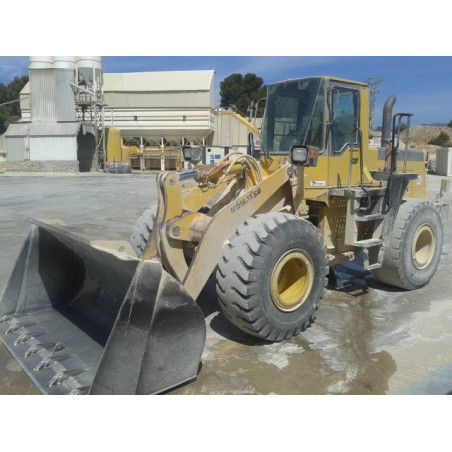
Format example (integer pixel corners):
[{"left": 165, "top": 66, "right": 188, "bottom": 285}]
[
  {"left": 53, "top": 56, "right": 77, "bottom": 70},
  {"left": 29, "top": 56, "right": 53, "bottom": 69},
  {"left": 76, "top": 56, "right": 103, "bottom": 84}
]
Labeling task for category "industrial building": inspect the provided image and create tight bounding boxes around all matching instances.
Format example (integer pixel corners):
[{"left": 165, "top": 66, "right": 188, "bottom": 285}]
[
  {"left": 1, "top": 57, "right": 258, "bottom": 173},
  {"left": 3, "top": 57, "right": 103, "bottom": 172}
]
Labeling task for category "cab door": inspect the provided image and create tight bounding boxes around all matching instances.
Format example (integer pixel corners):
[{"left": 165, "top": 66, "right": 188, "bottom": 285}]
[{"left": 327, "top": 82, "right": 362, "bottom": 187}]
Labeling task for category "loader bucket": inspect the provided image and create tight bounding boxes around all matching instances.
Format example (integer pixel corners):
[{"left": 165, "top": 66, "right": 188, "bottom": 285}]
[{"left": 0, "top": 219, "right": 206, "bottom": 395}]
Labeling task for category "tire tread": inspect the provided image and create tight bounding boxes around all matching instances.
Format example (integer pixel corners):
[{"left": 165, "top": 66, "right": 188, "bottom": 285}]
[{"left": 216, "top": 212, "right": 328, "bottom": 342}]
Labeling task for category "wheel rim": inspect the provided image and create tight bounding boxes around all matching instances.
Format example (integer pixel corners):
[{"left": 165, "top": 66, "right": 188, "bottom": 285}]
[
  {"left": 270, "top": 250, "right": 314, "bottom": 312},
  {"left": 412, "top": 224, "right": 436, "bottom": 270}
]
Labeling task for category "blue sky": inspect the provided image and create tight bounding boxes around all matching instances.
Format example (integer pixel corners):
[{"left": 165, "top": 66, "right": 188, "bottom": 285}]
[{"left": 1, "top": 56, "right": 451, "bottom": 126}]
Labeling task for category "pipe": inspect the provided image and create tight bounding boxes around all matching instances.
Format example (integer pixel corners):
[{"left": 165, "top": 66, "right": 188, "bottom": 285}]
[
  {"left": 381, "top": 95, "right": 396, "bottom": 147},
  {"left": 178, "top": 170, "right": 198, "bottom": 181}
]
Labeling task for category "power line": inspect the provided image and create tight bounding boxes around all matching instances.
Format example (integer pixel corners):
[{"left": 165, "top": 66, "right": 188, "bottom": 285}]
[{"left": 0, "top": 96, "right": 29, "bottom": 108}]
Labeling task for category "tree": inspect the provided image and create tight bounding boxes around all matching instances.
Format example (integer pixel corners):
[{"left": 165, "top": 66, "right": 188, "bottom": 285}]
[
  {"left": 447, "top": 120, "right": 452, "bottom": 128},
  {"left": 219, "top": 73, "right": 267, "bottom": 117},
  {"left": 428, "top": 131, "right": 450, "bottom": 147},
  {"left": 0, "top": 75, "right": 29, "bottom": 134}
]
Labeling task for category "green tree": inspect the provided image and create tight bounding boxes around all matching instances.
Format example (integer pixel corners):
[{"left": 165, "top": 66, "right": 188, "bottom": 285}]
[
  {"left": 447, "top": 120, "right": 452, "bottom": 127},
  {"left": 0, "top": 75, "right": 29, "bottom": 134},
  {"left": 219, "top": 73, "right": 267, "bottom": 117},
  {"left": 428, "top": 131, "right": 450, "bottom": 147}
]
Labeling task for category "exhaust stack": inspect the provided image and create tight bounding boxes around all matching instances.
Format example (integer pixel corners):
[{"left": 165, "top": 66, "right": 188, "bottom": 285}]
[{"left": 381, "top": 95, "right": 396, "bottom": 147}]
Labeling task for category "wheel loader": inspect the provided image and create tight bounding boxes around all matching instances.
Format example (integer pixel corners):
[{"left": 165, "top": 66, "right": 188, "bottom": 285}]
[{"left": 0, "top": 76, "right": 448, "bottom": 395}]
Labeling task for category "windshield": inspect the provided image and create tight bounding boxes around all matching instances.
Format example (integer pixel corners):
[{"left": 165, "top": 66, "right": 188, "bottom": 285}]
[{"left": 261, "top": 78, "right": 324, "bottom": 154}]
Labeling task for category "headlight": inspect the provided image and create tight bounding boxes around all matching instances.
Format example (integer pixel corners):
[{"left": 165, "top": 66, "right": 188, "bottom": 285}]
[
  {"left": 291, "top": 146, "right": 308, "bottom": 164},
  {"left": 290, "top": 145, "right": 319, "bottom": 167}
]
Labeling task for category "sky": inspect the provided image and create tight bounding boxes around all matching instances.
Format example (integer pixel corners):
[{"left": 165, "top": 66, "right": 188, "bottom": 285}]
[{"left": 1, "top": 55, "right": 451, "bottom": 126}]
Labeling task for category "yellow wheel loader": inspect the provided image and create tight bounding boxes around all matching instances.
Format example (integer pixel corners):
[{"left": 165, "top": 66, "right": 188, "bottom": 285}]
[{"left": 0, "top": 76, "right": 448, "bottom": 394}]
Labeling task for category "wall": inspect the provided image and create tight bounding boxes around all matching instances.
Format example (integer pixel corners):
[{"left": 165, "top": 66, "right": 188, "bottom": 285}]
[
  {"left": 212, "top": 112, "right": 260, "bottom": 146},
  {"left": 4, "top": 160, "right": 79, "bottom": 172}
]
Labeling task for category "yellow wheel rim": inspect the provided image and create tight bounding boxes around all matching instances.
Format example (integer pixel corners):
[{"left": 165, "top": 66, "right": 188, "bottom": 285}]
[
  {"left": 412, "top": 224, "right": 435, "bottom": 270},
  {"left": 270, "top": 250, "right": 314, "bottom": 312}
]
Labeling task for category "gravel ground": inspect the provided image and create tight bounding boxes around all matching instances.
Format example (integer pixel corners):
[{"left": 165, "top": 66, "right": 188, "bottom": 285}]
[{"left": 0, "top": 171, "right": 451, "bottom": 395}]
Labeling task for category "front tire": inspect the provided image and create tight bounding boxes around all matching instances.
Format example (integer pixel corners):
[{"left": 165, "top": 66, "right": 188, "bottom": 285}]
[
  {"left": 373, "top": 200, "right": 443, "bottom": 290},
  {"left": 129, "top": 204, "right": 158, "bottom": 258},
  {"left": 216, "top": 212, "right": 328, "bottom": 342}
]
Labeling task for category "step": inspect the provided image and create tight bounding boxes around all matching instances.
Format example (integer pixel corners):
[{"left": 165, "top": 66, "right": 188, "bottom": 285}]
[
  {"left": 366, "top": 263, "right": 382, "bottom": 271},
  {"left": 371, "top": 171, "right": 419, "bottom": 182},
  {"left": 353, "top": 239, "right": 383, "bottom": 248},
  {"left": 330, "top": 187, "right": 386, "bottom": 199},
  {"left": 355, "top": 213, "right": 385, "bottom": 222}
]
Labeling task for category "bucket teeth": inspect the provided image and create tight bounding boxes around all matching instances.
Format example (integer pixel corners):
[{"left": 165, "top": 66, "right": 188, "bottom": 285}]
[
  {"left": 48, "top": 372, "right": 68, "bottom": 387},
  {"left": 24, "top": 342, "right": 55, "bottom": 358},
  {"left": 70, "top": 386, "right": 90, "bottom": 395},
  {"left": 14, "top": 335, "right": 32, "bottom": 345},
  {"left": 14, "top": 332, "right": 45, "bottom": 346},
  {"left": 5, "top": 321, "right": 36, "bottom": 334},
  {"left": 34, "top": 358, "right": 56, "bottom": 372},
  {"left": 0, "top": 313, "right": 28, "bottom": 324},
  {"left": 52, "top": 343, "right": 67, "bottom": 354},
  {"left": 49, "top": 354, "right": 70, "bottom": 362},
  {"left": 24, "top": 345, "right": 44, "bottom": 358},
  {"left": 5, "top": 325, "right": 22, "bottom": 334},
  {"left": 48, "top": 369, "right": 86, "bottom": 388},
  {"left": 24, "top": 346, "right": 42, "bottom": 357}
]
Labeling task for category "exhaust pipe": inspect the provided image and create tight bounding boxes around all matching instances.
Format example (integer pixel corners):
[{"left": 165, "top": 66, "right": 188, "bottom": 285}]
[{"left": 381, "top": 95, "right": 396, "bottom": 147}]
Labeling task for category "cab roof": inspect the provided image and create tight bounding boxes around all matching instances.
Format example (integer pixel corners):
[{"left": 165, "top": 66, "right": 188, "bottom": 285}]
[{"left": 270, "top": 76, "right": 368, "bottom": 87}]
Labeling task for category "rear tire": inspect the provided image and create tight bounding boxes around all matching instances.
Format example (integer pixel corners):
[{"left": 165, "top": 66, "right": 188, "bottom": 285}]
[
  {"left": 130, "top": 204, "right": 158, "bottom": 258},
  {"left": 373, "top": 200, "right": 443, "bottom": 290},
  {"left": 216, "top": 212, "right": 328, "bottom": 342}
]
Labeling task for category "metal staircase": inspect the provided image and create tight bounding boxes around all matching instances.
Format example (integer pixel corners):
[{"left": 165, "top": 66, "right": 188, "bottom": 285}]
[{"left": 330, "top": 186, "right": 386, "bottom": 271}]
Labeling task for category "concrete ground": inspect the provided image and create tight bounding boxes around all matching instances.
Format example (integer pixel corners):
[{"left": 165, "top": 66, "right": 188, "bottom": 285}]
[{"left": 0, "top": 171, "right": 451, "bottom": 395}]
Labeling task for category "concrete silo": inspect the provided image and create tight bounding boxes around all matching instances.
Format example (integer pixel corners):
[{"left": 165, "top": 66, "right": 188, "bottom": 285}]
[{"left": 4, "top": 56, "right": 104, "bottom": 173}]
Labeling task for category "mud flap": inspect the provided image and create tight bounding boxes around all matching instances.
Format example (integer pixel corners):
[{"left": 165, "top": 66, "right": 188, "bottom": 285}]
[{"left": 0, "top": 219, "right": 206, "bottom": 395}]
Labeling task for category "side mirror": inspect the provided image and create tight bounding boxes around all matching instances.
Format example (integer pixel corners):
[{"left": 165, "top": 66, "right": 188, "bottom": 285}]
[{"left": 290, "top": 145, "right": 319, "bottom": 167}]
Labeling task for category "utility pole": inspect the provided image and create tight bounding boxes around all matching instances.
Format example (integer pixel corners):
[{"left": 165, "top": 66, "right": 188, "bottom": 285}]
[{"left": 365, "top": 76, "right": 386, "bottom": 132}]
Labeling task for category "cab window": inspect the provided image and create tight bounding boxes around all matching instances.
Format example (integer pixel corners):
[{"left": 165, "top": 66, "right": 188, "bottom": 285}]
[
  {"left": 330, "top": 87, "right": 360, "bottom": 153},
  {"left": 261, "top": 78, "right": 325, "bottom": 154}
]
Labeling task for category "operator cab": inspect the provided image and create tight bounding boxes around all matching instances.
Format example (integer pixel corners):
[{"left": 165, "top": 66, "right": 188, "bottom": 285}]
[{"left": 261, "top": 76, "right": 363, "bottom": 157}]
